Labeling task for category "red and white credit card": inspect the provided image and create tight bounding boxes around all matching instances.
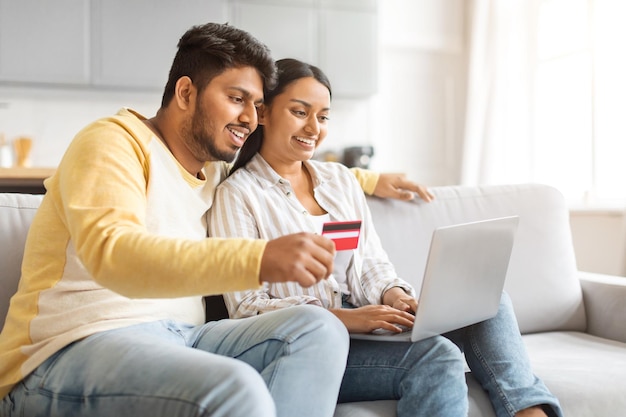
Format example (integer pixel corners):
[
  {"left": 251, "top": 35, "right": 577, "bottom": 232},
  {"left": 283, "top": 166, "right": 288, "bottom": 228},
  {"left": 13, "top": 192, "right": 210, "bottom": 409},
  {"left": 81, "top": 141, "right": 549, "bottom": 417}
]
[{"left": 322, "top": 220, "right": 362, "bottom": 251}]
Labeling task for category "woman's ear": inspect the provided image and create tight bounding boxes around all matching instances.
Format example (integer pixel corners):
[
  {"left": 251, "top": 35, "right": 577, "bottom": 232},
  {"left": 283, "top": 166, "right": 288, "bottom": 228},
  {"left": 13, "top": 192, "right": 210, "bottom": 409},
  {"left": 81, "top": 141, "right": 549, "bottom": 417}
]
[{"left": 257, "top": 104, "right": 267, "bottom": 125}]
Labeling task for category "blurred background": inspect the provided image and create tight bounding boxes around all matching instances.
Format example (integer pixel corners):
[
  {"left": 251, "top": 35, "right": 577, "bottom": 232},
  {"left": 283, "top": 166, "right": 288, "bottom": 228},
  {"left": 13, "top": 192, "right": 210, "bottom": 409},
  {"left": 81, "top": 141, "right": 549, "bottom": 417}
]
[{"left": 0, "top": 0, "right": 624, "bottom": 274}]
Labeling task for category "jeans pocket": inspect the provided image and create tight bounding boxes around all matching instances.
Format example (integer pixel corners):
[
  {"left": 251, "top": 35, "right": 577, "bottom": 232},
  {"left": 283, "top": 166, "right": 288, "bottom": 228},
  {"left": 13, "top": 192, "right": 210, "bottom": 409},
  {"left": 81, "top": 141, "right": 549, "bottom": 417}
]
[
  {"left": 0, "top": 387, "right": 16, "bottom": 417},
  {"left": 24, "top": 342, "right": 74, "bottom": 396}
]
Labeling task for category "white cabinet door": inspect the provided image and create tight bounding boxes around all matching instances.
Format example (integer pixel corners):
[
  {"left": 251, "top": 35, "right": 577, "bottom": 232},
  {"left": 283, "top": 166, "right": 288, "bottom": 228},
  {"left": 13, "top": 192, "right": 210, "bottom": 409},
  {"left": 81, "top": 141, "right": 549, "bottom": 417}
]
[
  {"left": 231, "top": 0, "right": 377, "bottom": 97},
  {"left": 230, "top": 2, "right": 318, "bottom": 64},
  {"left": 0, "top": 0, "right": 89, "bottom": 85},
  {"left": 320, "top": 8, "right": 378, "bottom": 97},
  {"left": 91, "top": 0, "right": 228, "bottom": 90},
  {"left": 0, "top": 0, "right": 377, "bottom": 95}
]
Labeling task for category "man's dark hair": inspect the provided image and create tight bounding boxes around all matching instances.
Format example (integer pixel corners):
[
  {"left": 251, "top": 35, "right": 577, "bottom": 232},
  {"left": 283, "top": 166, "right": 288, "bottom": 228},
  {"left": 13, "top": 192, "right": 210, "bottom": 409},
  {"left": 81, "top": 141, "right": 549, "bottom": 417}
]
[{"left": 161, "top": 22, "right": 277, "bottom": 107}]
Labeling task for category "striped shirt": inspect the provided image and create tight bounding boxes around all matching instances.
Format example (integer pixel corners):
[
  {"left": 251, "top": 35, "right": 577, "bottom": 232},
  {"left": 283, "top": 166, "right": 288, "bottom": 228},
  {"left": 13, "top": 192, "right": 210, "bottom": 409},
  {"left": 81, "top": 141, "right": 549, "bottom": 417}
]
[{"left": 209, "top": 153, "right": 415, "bottom": 319}]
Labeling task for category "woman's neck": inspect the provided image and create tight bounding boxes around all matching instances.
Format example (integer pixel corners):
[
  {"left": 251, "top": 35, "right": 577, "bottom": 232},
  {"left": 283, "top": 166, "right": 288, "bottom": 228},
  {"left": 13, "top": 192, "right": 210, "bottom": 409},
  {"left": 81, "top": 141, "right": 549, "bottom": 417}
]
[
  {"left": 288, "top": 163, "right": 326, "bottom": 216},
  {"left": 260, "top": 151, "right": 326, "bottom": 215},
  {"left": 258, "top": 149, "right": 303, "bottom": 180}
]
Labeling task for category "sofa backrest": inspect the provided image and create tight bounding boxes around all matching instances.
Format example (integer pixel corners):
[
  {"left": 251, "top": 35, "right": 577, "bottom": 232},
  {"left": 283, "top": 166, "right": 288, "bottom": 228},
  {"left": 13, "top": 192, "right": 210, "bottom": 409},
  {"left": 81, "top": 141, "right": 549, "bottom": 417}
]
[
  {"left": 0, "top": 193, "right": 44, "bottom": 327},
  {"left": 366, "top": 183, "right": 586, "bottom": 334},
  {"left": 0, "top": 184, "right": 586, "bottom": 334}
]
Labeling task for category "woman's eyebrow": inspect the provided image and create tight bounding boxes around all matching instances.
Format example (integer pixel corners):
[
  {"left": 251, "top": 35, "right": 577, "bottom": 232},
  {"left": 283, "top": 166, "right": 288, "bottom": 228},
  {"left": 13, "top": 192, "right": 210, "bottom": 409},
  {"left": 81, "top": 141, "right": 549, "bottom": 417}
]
[{"left": 290, "top": 98, "right": 330, "bottom": 112}]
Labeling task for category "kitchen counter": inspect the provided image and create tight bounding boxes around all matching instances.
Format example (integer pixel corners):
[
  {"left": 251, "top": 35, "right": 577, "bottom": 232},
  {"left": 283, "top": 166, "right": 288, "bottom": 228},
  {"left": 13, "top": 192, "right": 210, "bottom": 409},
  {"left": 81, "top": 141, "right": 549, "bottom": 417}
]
[{"left": 0, "top": 167, "right": 56, "bottom": 194}]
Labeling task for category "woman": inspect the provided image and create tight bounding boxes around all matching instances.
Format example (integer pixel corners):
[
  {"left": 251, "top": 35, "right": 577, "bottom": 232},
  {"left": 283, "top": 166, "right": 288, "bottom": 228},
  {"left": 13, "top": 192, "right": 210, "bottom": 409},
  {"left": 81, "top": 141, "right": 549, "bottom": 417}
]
[{"left": 209, "top": 58, "right": 562, "bottom": 417}]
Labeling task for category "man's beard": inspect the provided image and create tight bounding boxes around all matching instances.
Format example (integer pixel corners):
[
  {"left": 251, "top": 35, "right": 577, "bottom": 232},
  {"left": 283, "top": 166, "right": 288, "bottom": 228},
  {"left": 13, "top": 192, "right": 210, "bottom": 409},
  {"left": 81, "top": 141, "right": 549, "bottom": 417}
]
[{"left": 185, "top": 103, "right": 240, "bottom": 163}]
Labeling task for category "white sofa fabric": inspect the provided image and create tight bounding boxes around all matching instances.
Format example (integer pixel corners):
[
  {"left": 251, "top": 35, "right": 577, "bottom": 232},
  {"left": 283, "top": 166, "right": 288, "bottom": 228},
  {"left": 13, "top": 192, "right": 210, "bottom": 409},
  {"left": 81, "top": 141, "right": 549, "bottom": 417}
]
[{"left": 2, "top": 184, "right": 626, "bottom": 417}]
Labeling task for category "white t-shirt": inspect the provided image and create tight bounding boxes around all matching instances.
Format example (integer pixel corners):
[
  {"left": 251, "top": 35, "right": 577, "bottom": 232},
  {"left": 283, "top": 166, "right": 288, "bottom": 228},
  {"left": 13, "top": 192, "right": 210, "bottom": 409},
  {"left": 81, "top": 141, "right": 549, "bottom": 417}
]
[{"left": 310, "top": 213, "right": 354, "bottom": 296}]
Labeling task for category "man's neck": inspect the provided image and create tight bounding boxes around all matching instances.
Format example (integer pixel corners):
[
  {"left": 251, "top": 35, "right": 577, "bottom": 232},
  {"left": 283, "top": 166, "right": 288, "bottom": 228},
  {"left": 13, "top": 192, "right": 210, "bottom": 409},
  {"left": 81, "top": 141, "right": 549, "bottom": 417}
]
[{"left": 145, "top": 112, "right": 204, "bottom": 177}]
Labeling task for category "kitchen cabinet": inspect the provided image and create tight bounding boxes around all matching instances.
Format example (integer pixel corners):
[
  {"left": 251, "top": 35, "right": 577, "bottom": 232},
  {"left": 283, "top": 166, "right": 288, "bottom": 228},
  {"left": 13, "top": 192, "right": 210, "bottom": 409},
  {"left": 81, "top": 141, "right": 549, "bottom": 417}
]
[
  {"left": 230, "top": 0, "right": 378, "bottom": 97},
  {"left": 0, "top": 0, "right": 378, "bottom": 97},
  {"left": 0, "top": 0, "right": 90, "bottom": 85},
  {"left": 0, "top": 0, "right": 227, "bottom": 90},
  {"left": 230, "top": 1, "right": 318, "bottom": 64},
  {"left": 91, "top": 0, "right": 228, "bottom": 89}
]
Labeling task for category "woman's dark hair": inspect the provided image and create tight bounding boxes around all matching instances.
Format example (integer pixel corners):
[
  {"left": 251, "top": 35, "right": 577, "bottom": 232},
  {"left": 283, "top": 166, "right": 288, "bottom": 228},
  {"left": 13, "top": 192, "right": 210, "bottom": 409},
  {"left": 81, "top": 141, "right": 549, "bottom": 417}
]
[
  {"left": 161, "top": 22, "right": 276, "bottom": 107},
  {"left": 230, "top": 58, "right": 332, "bottom": 174}
]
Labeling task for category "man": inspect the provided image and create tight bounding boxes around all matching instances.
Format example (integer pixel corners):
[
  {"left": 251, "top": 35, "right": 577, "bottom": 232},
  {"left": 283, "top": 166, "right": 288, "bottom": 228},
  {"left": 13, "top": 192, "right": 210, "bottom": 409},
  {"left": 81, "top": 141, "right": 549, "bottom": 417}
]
[{"left": 0, "top": 23, "right": 431, "bottom": 417}]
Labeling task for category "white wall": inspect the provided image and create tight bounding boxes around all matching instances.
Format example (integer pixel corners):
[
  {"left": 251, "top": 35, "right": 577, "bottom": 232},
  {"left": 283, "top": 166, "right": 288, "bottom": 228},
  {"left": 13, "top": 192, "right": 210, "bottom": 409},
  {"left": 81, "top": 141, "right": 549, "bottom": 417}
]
[
  {"left": 570, "top": 209, "right": 626, "bottom": 276},
  {"left": 0, "top": 86, "right": 375, "bottom": 169},
  {"left": 0, "top": 87, "right": 161, "bottom": 167},
  {"left": 371, "top": 0, "right": 466, "bottom": 185}
]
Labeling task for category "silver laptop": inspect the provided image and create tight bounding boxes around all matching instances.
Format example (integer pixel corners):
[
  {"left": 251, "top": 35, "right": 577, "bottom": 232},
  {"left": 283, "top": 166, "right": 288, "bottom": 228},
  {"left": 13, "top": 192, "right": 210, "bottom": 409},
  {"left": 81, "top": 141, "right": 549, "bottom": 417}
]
[{"left": 350, "top": 216, "right": 519, "bottom": 342}]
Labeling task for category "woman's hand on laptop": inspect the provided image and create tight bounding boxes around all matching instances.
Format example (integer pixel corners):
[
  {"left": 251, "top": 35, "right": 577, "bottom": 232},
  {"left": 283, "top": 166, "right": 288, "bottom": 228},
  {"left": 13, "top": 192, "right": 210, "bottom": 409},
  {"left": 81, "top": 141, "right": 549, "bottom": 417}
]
[
  {"left": 383, "top": 287, "right": 418, "bottom": 313},
  {"left": 330, "top": 305, "right": 415, "bottom": 334}
]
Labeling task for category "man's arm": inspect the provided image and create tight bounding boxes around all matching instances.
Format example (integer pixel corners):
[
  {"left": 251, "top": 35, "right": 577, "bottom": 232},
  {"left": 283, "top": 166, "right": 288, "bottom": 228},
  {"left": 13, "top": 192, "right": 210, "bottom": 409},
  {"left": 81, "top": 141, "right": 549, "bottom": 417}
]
[
  {"left": 210, "top": 180, "right": 335, "bottom": 289},
  {"left": 350, "top": 168, "right": 434, "bottom": 202}
]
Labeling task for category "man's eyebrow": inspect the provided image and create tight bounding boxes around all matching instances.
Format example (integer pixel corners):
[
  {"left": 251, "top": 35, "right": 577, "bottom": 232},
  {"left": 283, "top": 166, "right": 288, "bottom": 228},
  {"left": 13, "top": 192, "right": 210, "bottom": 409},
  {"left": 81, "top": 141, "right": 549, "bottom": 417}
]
[{"left": 229, "top": 86, "right": 263, "bottom": 104}]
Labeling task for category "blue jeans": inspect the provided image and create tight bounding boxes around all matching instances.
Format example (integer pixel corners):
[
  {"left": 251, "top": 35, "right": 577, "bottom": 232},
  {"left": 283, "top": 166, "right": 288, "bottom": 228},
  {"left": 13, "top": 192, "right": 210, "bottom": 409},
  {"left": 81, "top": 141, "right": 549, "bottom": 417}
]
[
  {"left": 339, "top": 292, "right": 563, "bottom": 417},
  {"left": 340, "top": 336, "right": 469, "bottom": 417},
  {"left": 338, "top": 295, "right": 468, "bottom": 417},
  {"left": 446, "top": 292, "right": 563, "bottom": 417},
  {"left": 0, "top": 305, "right": 349, "bottom": 417}
]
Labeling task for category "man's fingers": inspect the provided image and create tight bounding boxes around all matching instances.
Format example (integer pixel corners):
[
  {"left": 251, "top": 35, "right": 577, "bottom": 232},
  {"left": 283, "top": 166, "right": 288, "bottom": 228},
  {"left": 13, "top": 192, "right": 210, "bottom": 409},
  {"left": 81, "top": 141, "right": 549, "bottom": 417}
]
[
  {"left": 395, "top": 178, "right": 433, "bottom": 202},
  {"left": 260, "top": 233, "right": 335, "bottom": 287},
  {"left": 413, "top": 185, "right": 434, "bottom": 202},
  {"left": 374, "top": 173, "right": 434, "bottom": 202},
  {"left": 398, "top": 190, "right": 415, "bottom": 201}
]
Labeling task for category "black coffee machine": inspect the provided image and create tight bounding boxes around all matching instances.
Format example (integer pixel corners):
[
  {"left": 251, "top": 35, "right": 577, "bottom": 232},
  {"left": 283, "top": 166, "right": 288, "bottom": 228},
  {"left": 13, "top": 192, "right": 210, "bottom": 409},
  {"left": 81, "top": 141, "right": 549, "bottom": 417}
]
[{"left": 342, "top": 146, "right": 374, "bottom": 169}]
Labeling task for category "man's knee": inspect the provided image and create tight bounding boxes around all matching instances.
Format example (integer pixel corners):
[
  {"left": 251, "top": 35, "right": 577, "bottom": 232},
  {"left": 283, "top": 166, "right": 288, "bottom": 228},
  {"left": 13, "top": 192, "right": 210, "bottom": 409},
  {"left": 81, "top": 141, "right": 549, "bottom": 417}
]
[
  {"left": 198, "top": 359, "right": 276, "bottom": 417},
  {"left": 284, "top": 306, "right": 349, "bottom": 347}
]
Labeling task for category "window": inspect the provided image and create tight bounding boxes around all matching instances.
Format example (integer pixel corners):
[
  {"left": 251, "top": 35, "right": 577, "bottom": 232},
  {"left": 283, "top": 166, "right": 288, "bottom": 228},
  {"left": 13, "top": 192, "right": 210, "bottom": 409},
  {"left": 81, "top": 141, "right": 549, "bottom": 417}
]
[{"left": 536, "top": 0, "right": 626, "bottom": 206}]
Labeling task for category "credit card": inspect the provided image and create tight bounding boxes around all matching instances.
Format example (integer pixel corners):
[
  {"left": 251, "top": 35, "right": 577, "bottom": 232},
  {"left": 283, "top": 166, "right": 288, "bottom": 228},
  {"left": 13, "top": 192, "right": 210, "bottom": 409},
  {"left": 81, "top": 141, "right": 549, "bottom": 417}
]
[{"left": 322, "top": 220, "right": 362, "bottom": 250}]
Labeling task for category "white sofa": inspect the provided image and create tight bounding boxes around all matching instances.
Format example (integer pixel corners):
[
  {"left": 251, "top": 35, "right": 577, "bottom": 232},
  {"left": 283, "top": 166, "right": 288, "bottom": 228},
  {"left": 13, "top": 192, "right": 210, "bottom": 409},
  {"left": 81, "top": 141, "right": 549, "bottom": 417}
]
[{"left": 2, "top": 184, "right": 626, "bottom": 417}]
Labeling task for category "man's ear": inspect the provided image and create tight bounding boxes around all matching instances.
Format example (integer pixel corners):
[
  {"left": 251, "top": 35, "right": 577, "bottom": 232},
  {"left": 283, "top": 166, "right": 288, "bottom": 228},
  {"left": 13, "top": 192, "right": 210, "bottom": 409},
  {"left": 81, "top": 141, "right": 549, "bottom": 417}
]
[
  {"left": 257, "top": 104, "right": 267, "bottom": 125},
  {"left": 174, "top": 76, "right": 195, "bottom": 110}
]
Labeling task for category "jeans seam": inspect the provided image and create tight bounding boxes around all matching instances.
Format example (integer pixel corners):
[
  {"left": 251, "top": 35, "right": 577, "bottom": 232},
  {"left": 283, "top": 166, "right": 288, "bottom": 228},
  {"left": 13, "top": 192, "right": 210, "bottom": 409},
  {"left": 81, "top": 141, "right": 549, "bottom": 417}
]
[
  {"left": 263, "top": 338, "right": 289, "bottom": 394},
  {"left": 468, "top": 325, "right": 516, "bottom": 417},
  {"left": 25, "top": 390, "right": 212, "bottom": 414}
]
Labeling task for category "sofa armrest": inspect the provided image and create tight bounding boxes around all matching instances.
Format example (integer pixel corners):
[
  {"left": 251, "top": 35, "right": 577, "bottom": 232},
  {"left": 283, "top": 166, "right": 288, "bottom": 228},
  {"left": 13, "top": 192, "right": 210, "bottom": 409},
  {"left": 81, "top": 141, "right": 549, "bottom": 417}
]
[{"left": 579, "top": 271, "right": 626, "bottom": 343}]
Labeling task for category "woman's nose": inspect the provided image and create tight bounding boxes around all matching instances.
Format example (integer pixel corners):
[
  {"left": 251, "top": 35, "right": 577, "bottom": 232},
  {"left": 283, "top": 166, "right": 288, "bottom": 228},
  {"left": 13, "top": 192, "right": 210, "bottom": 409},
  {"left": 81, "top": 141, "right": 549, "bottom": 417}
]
[{"left": 304, "top": 117, "right": 320, "bottom": 135}]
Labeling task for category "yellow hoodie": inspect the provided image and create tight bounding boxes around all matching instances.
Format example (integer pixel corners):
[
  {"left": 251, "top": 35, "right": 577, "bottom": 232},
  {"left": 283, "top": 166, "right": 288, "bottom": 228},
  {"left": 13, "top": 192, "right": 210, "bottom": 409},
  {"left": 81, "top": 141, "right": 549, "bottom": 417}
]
[{"left": 0, "top": 108, "right": 378, "bottom": 398}]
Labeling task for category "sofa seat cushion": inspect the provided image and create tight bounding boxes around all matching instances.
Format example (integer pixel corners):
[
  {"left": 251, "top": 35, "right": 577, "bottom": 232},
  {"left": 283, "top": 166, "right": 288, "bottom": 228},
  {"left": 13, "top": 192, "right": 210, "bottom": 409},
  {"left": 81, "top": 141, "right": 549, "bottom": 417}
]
[
  {"left": 524, "top": 331, "right": 626, "bottom": 417},
  {"left": 334, "top": 400, "right": 397, "bottom": 417},
  {"left": 334, "top": 330, "right": 626, "bottom": 417}
]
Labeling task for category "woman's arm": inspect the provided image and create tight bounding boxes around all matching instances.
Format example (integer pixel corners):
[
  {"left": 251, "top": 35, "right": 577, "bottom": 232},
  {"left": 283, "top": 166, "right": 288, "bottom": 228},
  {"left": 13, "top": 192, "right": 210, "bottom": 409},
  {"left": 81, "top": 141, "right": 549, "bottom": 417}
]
[{"left": 224, "top": 286, "right": 322, "bottom": 319}]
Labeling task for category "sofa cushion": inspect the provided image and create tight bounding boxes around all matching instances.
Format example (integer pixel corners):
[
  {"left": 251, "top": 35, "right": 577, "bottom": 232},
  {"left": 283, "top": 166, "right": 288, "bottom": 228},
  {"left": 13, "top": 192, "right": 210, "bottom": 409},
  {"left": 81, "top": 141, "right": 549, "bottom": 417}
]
[
  {"left": 0, "top": 193, "right": 43, "bottom": 326},
  {"left": 524, "top": 331, "right": 626, "bottom": 417},
  {"left": 365, "top": 184, "right": 586, "bottom": 334}
]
